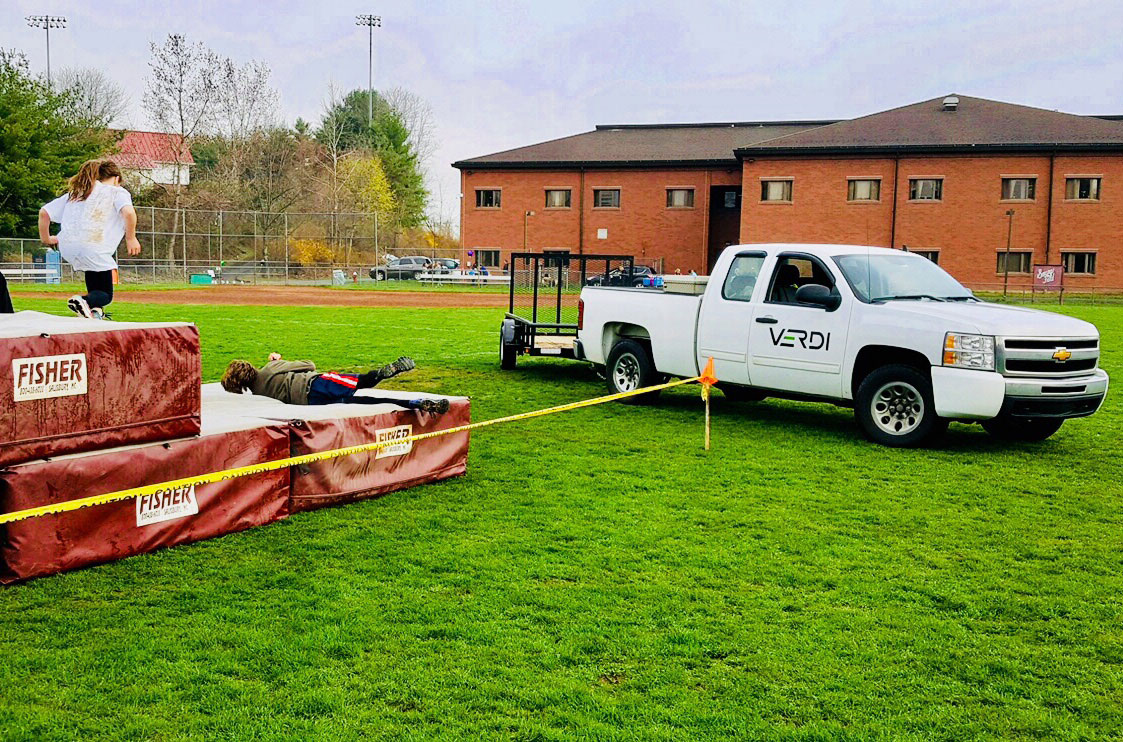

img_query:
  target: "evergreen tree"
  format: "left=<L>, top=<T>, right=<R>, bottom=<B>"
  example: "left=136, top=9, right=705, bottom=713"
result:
left=315, top=89, right=428, bottom=227
left=0, top=53, right=113, bottom=236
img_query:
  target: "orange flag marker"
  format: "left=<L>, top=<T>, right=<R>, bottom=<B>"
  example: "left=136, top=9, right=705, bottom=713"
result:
left=700, top=357, right=717, bottom=450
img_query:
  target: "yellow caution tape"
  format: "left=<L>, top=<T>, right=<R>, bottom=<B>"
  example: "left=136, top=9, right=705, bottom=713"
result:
left=0, top=374, right=708, bottom=525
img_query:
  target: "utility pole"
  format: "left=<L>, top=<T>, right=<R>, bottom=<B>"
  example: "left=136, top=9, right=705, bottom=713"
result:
left=25, top=15, right=67, bottom=89
left=355, top=14, right=381, bottom=126
left=1003, top=208, right=1015, bottom=298
left=523, top=210, right=535, bottom=251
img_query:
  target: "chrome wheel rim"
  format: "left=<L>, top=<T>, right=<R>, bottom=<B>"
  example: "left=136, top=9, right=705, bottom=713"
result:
left=613, top=353, right=641, bottom=392
left=871, top=381, right=924, bottom=436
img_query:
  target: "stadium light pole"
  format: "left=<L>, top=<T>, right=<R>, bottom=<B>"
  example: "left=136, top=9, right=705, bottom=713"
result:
left=25, top=14, right=67, bottom=89
left=355, top=14, right=381, bottom=126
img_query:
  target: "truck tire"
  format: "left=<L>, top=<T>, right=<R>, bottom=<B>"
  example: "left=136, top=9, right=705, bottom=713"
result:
left=855, top=364, right=948, bottom=447
left=606, top=339, right=661, bottom=404
left=500, top=333, right=517, bottom=370
left=719, top=383, right=766, bottom=403
left=982, top=416, right=1063, bottom=442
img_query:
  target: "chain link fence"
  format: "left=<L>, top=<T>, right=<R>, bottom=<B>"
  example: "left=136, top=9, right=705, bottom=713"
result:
left=1, top=207, right=460, bottom=285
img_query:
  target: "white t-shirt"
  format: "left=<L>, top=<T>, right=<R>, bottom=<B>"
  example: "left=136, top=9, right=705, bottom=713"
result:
left=42, top=181, right=133, bottom=272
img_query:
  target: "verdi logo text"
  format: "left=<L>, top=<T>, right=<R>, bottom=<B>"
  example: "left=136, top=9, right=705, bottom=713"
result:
left=769, top=328, right=831, bottom=351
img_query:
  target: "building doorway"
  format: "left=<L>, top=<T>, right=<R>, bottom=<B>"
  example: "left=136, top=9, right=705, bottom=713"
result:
left=708, top=186, right=741, bottom=271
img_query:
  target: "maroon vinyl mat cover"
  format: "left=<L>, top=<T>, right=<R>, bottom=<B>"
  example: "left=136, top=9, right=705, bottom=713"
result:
left=0, top=312, right=201, bottom=467
left=0, top=423, right=289, bottom=583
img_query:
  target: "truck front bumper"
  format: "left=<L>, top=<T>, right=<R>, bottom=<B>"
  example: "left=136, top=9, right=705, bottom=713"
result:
left=1000, top=369, right=1108, bottom=419
left=931, top=367, right=1108, bottom=420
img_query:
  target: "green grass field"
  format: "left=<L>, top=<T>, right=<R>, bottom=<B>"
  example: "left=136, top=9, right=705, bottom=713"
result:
left=1, top=298, right=1120, bottom=740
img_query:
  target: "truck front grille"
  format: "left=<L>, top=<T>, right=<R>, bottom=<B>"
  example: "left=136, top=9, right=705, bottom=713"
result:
left=998, top=337, right=1099, bottom=378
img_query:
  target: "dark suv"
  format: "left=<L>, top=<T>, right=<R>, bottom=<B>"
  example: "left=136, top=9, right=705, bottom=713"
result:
left=370, top=256, right=434, bottom=281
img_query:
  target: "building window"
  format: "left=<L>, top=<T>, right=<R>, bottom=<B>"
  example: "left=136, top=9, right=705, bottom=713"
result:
left=909, top=178, right=943, bottom=201
left=996, top=252, right=1032, bottom=274
left=475, top=189, right=501, bottom=208
left=666, top=188, right=695, bottom=208
left=847, top=179, right=881, bottom=202
left=545, top=189, right=571, bottom=208
left=1066, top=177, right=1101, bottom=200
left=760, top=179, right=792, bottom=202
left=910, top=250, right=940, bottom=264
left=722, top=190, right=739, bottom=209
left=1002, top=177, right=1036, bottom=200
left=475, top=249, right=500, bottom=268
left=593, top=189, right=620, bottom=208
left=1062, top=252, right=1096, bottom=275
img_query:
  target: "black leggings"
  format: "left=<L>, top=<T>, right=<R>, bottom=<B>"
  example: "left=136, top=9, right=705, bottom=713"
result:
left=0, top=272, right=12, bottom=314
left=83, top=270, right=114, bottom=309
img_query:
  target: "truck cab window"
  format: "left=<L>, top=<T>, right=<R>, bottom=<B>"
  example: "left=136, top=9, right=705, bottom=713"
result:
left=722, top=254, right=766, bottom=301
left=767, top=256, right=835, bottom=304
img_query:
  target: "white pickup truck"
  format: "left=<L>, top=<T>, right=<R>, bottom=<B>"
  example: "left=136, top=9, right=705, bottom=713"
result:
left=575, top=244, right=1108, bottom=446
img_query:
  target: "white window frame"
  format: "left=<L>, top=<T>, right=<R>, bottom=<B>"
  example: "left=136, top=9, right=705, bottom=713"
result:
left=1064, top=176, right=1102, bottom=202
left=996, top=251, right=1033, bottom=274
left=544, top=188, right=572, bottom=209
left=1000, top=176, right=1037, bottom=202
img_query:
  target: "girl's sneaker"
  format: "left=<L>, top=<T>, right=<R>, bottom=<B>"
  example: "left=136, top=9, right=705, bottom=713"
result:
left=90, top=308, right=107, bottom=320
left=67, top=295, right=92, bottom=318
left=379, top=356, right=416, bottom=379
left=412, top=398, right=449, bottom=414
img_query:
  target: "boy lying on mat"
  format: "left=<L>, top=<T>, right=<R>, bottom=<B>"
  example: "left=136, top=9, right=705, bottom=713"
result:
left=220, top=353, right=449, bottom=414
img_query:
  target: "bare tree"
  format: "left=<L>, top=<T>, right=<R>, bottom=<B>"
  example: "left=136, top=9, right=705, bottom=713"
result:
left=216, top=58, right=278, bottom=141
left=384, top=86, right=436, bottom=164
left=56, top=67, right=128, bottom=127
left=0, top=48, right=30, bottom=73
left=143, top=34, right=222, bottom=262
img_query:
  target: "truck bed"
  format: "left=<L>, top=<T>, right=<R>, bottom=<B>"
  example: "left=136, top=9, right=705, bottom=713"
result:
left=579, top=286, right=703, bottom=377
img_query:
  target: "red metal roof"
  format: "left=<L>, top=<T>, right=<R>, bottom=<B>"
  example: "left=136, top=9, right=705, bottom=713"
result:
left=113, top=131, right=195, bottom=166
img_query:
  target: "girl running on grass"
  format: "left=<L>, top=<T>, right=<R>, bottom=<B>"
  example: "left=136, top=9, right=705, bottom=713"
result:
left=38, top=159, right=141, bottom=319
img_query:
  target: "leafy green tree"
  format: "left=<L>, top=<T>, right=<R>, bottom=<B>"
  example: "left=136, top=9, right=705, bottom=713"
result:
left=315, top=88, right=429, bottom=227
left=343, top=153, right=395, bottom=217
left=0, top=52, right=113, bottom=237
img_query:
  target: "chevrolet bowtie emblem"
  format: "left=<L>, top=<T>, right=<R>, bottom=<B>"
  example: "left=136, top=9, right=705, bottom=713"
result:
left=1052, top=348, right=1072, bottom=362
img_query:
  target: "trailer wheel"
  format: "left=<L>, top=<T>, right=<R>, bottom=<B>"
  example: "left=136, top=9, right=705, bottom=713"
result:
left=854, top=364, right=947, bottom=447
left=606, top=339, right=660, bottom=404
left=500, top=333, right=517, bottom=370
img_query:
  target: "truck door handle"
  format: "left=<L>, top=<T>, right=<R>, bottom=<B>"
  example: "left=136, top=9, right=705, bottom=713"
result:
left=755, top=316, right=778, bottom=324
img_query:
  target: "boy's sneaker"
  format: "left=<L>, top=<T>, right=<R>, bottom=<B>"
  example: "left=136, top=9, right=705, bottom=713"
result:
left=413, top=398, right=449, bottom=414
left=67, top=295, right=92, bottom=319
left=379, top=356, right=416, bottom=379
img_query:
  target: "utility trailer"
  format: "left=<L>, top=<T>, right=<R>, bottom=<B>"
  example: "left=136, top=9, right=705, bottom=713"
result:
left=499, top=251, right=635, bottom=369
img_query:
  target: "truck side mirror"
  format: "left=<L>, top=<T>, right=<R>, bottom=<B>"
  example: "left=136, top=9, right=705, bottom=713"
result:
left=795, top=284, right=841, bottom=311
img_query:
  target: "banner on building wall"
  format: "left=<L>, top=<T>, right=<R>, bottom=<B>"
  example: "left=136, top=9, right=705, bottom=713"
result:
left=1033, top=264, right=1064, bottom=290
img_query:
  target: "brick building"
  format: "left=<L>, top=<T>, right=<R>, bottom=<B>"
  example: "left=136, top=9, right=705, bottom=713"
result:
left=454, top=95, right=1123, bottom=287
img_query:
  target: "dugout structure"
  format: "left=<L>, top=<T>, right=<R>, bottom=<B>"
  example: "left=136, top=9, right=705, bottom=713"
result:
left=501, top=252, right=634, bottom=368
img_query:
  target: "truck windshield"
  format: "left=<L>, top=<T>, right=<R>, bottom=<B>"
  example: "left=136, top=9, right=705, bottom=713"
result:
left=834, top=254, right=975, bottom=303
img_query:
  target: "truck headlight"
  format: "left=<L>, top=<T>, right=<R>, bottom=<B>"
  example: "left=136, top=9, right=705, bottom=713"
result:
left=943, top=332, right=995, bottom=371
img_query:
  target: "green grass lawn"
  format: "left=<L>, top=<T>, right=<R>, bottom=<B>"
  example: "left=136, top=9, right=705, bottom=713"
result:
left=1, top=299, right=1121, bottom=740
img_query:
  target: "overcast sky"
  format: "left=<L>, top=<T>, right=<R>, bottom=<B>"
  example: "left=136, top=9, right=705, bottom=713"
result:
left=4, top=0, right=1122, bottom=228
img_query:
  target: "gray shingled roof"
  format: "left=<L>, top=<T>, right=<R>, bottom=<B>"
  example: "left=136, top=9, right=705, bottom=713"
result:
left=452, top=121, right=834, bottom=169
left=738, top=94, right=1123, bottom=154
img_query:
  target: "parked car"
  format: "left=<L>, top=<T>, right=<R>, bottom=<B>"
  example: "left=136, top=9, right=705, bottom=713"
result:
left=369, top=256, right=434, bottom=280
left=575, top=243, right=1108, bottom=447
left=586, top=265, right=657, bottom=287
left=431, top=258, right=460, bottom=273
